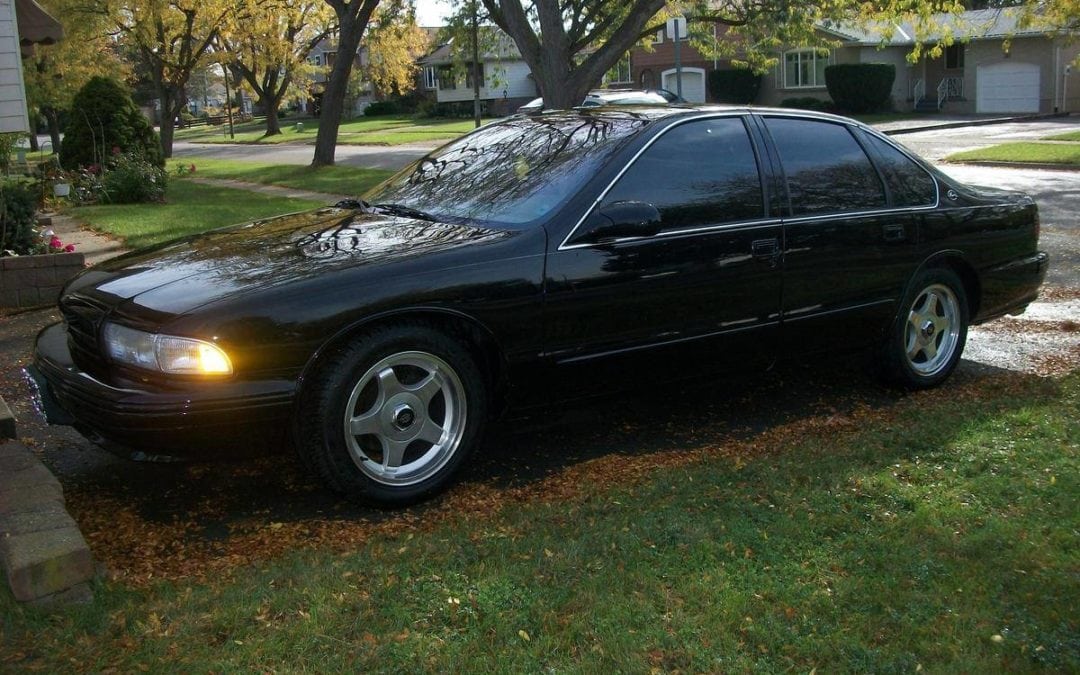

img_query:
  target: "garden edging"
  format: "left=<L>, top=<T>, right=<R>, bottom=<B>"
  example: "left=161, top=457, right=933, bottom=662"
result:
left=0, top=252, right=86, bottom=310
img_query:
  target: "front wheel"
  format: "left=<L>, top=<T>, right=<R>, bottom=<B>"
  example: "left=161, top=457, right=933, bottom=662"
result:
left=296, top=325, right=487, bottom=506
left=879, top=268, right=969, bottom=389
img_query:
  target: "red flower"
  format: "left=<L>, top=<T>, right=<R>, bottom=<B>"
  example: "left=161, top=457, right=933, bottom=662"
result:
left=88, top=163, right=101, bottom=175
left=112, top=146, right=121, bottom=155
left=64, top=244, right=76, bottom=253
left=189, top=164, right=196, bottom=173
left=49, top=236, right=62, bottom=249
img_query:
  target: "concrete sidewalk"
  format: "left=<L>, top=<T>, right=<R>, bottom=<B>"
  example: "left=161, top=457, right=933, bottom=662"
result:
left=187, top=177, right=350, bottom=203
left=45, top=212, right=127, bottom=267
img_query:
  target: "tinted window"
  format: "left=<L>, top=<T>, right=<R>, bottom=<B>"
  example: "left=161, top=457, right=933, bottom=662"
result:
left=860, top=132, right=937, bottom=207
left=764, top=118, right=886, bottom=216
left=598, top=117, right=764, bottom=232
left=365, top=114, right=650, bottom=227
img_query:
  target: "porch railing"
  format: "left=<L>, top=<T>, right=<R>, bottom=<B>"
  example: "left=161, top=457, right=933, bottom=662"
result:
left=913, top=78, right=925, bottom=108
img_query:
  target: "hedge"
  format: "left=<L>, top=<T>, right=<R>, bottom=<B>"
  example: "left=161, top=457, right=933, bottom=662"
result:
left=60, top=77, right=163, bottom=170
left=707, top=69, right=763, bottom=104
left=824, top=63, right=896, bottom=113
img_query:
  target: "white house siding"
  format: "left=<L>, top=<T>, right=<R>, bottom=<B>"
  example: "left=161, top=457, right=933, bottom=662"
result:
left=0, top=0, right=29, bottom=133
left=436, top=60, right=536, bottom=103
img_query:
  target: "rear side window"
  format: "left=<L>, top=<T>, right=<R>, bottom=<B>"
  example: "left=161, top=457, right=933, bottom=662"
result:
left=599, top=117, right=764, bottom=233
left=764, top=117, right=886, bottom=216
left=859, top=132, right=937, bottom=207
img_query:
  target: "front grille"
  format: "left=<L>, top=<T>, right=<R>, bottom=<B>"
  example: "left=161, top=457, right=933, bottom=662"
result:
left=59, top=295, right=109, bottom=373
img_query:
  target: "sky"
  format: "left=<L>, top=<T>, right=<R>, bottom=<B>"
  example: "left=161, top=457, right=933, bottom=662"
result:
left=415, top=0, right=452, bottom=27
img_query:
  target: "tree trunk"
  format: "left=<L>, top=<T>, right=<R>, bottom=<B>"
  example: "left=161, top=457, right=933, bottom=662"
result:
left=44, top=107, right=62, bottom=155
left=158, top=88, right=187, bottom=159
left=28, top=130, right=38, bottom=152
left=312, top=22, right=364, bottom=166
left=265, top=103, right=282, bottom=136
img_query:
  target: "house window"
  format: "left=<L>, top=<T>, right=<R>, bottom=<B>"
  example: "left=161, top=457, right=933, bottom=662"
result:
left=945, top=43, right=964, bottom=70
left=653, top=29, right=663, bottom=44
left=606, top=53, right=632, bottom=84
left=424, top=66, right=437, bottom=90
left=783, top=49, right=829, bottom=88
left=438, top=65, right=457, bottom=90
left=313, top=55, right=321, bottom=66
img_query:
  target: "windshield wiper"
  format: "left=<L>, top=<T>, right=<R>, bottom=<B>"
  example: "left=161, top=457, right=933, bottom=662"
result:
left=369, top=202, right=439, bottom=222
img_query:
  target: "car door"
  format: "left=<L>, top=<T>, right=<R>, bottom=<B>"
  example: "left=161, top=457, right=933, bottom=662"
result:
left=541, top=115, right=783, bottom=394
left=760, top=115, right=921, bottom=355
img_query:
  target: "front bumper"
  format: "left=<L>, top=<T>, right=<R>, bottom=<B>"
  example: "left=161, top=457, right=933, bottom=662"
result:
left=32, top=322, right=296, bottom=457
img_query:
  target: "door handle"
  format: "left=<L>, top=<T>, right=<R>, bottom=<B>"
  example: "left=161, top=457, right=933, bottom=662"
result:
left=751, top=238, right=780, bottom=266
left=883, top=223, right=907, bottom=242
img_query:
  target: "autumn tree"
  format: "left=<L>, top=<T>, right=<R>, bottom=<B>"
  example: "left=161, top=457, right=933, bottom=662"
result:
left=361, top=8, right=429, bottom=97
left=94, top=0, right=232, bottom=158
left=219, top=0, right=335, bottom=137
left=22, top=0, right=126, bottom=154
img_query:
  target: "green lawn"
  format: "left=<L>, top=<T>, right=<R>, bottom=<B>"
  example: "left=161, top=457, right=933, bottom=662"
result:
left=177, top=159, right=393, bottom=197
left=1044, top=130, right=1080, bottom=142
left=3, top=370, right=1077, bottom=671
left=72, top=180, right=324, bottom=249
left=946, top=142, right=1080, bottom=165
left=174, top=115, right=482, bottom=146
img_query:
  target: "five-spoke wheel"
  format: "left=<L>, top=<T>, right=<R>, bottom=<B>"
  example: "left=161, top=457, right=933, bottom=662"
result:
left=881, top=267, right=969, bottom=389
left=296, top=324, right=486, bottom=505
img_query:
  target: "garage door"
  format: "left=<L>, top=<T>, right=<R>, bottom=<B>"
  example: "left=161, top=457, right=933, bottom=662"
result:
left=976, top=62, right=1040, bottom=113
left=662, top=68, right=706, bottom=103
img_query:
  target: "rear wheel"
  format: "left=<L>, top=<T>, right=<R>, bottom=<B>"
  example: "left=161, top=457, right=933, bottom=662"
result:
left=879, top=268, right=969, bottom=389
left=297, top=325, right=486, bottom=506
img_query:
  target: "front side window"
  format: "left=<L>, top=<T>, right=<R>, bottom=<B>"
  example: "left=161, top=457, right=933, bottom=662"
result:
left=764, top=117, right=885, bottom=216
left=858, top=131, right=937, bottom=207
left=365, top=114, right=650, bottom=227
left=783, top=50, right=829, bottom=88
left=596, top=117, right=764, bottom=233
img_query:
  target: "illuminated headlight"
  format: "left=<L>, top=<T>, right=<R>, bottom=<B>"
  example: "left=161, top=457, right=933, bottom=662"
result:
left=102, top=323, right=233, bottom=375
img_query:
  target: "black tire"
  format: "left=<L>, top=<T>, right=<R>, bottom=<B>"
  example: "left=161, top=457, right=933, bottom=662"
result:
left=295, top=324, right=487, bottom=506
left=879, top=267, right=969, bottom=390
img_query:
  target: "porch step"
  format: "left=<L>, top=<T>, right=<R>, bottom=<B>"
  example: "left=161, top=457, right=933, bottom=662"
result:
left=914, top=100, right=941, bottom=113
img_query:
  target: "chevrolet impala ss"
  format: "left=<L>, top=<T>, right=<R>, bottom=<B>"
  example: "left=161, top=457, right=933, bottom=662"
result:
left=30, top=106, right=1048, bottom=505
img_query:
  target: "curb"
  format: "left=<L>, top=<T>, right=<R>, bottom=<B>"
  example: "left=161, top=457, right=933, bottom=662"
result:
left=0, top=402, right=96, bottom=609
left=884, top=111, right=1074, bottom=136
left=939, top=160, right=1079, bottom=172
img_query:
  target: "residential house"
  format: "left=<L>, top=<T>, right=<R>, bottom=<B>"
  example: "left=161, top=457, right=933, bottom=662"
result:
left=631, top=23, right=735, bottom=103
left=417, top=28, right=537, bottom=116
left=1, top=0, right=62, bottom=133
left=631, top=9, right=1078, bottom=114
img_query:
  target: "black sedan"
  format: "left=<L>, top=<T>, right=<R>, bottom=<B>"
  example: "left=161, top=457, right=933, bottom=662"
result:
left=31, top=106, right=1048, bottom=505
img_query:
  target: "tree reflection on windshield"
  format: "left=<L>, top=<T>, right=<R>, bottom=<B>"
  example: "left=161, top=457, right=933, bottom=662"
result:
left=365, top=111, right=653, bottom=227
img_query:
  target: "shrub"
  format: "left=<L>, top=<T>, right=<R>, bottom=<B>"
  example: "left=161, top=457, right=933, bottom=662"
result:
left=825, top=63, right=896, bottom=114
left=61, top=77, right=163, bottom=170
left=707, top=69, right=762, bottom=104
left=780, top=96, right=832, bottom=111
left=101, top=153, right=167, bottom=204
left=0, top=180, right=40, bottom=255
left=363, top=100, right=401, bottom=116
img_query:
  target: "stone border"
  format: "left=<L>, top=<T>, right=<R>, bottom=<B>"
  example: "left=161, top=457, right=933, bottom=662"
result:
left=0, top=400, right=95, bottom=607
left=0, top=252, right=86, bottom=310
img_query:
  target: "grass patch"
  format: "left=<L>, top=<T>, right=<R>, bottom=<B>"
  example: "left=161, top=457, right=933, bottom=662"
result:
left=946, top=142, right=1080, bottom=165
left=174, top=115, right=482, bottom=146
left=178, top=159, right=393, bottom=196
left=72, top=180, right=323, bottom=249
left=2, top=370, right=1077, bottom=671
left=1044, top=130, right=1080, bottom=142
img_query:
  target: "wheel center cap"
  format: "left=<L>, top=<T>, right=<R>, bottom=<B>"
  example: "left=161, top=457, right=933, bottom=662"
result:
left=922, top=321, right=935, bottom=338
left=393, top=405, right=416, bottom=430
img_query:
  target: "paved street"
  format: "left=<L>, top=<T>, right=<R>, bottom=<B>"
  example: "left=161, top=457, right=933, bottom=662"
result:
left=890, top=116, right=1080, bottom=160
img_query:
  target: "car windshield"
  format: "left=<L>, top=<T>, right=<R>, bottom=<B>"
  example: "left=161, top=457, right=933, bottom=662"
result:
left=363, top=113, right=649, bottom=227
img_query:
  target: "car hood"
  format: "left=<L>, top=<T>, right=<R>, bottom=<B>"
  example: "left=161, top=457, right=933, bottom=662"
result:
left=64, top=207, right=509, bottom=316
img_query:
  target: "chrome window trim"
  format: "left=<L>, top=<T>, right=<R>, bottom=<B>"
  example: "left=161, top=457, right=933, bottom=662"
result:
left=558, top=111, right=763, bottom=251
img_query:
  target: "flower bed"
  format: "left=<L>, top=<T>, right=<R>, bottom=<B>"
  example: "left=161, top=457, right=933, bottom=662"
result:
left=0, top=251, right=85, bottom=309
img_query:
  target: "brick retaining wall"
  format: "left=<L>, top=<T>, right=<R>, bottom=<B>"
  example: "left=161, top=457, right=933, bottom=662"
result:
left=0, top=253, right=86, bottom=309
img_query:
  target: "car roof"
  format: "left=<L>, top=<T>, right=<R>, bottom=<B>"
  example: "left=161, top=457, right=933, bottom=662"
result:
left=522, top=104, right=870, bottom=130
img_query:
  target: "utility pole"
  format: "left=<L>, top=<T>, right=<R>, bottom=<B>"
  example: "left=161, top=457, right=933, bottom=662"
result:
left=471, top=0, right=481, bottom=128
left=672, top=16, right=684, bottom=100
left=223, top=64, right=235, bottom=139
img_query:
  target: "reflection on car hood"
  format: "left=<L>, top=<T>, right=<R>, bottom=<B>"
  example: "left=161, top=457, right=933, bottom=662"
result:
left=65, top=207, right=508, bottom=316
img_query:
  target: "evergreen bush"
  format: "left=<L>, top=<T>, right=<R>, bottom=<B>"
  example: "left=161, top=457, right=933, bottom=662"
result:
left=824, top=63, right=896, bottom=113
left=61, top=77, right=163, bottom=170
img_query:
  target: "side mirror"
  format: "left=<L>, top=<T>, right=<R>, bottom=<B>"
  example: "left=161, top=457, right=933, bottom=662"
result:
left=583, top=201, right=662, bottom=243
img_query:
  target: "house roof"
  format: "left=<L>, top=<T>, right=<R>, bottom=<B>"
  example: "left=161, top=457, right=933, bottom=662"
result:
left=418, top=27, right=522, bottom=65
left=824, top=8, right=1067, bottom=46
left=16, top=0, right=63, bottom=51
